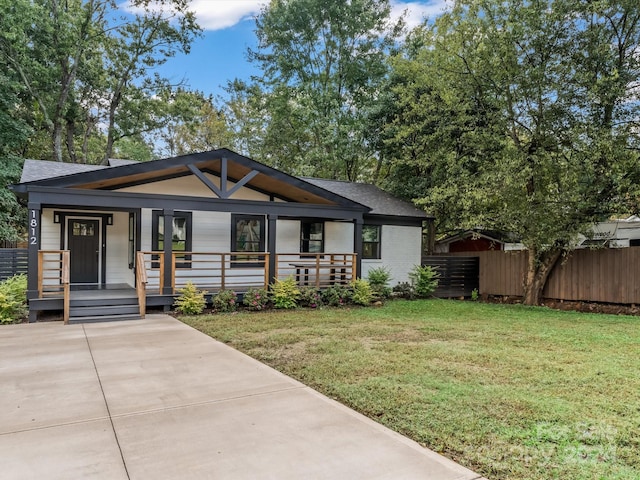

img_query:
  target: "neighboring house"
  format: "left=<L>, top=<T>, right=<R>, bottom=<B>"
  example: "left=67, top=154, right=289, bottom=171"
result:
left=434, top=230, right=523, bottom=253
left=578, top=216, right=640, bottom=248
left=11, top=149, right=431, bottom=323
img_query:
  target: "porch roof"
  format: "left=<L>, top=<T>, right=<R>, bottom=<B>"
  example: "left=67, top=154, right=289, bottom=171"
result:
left=15, top=149, right=369, bottom=209
left=13, top=149, right=428, bottom=219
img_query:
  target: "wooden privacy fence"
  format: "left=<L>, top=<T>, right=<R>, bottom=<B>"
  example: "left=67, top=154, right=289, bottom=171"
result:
left=423, top=256, right=479, bottom=297
left=0, top=248, right=28, bottom=281
left=462, top=247, right=640, bottom=304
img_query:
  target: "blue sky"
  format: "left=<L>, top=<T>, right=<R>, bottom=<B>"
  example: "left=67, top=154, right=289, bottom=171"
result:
left=124, top=0, right=451, bottom=99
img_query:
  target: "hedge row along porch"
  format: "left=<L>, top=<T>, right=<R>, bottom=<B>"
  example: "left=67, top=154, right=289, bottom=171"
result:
left=11, top=149, right=431, bottom=323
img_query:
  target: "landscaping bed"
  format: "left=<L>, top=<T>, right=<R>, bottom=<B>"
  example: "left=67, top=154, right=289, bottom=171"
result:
left=181, top=299, right=640, bottom=480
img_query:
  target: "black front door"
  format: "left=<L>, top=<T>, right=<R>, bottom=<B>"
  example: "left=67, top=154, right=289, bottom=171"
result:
left=68, top=219, right=100, bottom=284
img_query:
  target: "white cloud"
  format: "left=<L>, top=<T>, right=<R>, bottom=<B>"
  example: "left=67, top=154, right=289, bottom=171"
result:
left=121, top=0, right=449, bottom=32
left=120, top=0, right=266, bottom=30
left=390, top=1, right=451, bottom=30
left=186, top=0, right=266, bottom=30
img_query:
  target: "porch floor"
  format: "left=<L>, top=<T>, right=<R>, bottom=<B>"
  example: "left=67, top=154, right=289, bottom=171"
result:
left=69, top=284, right=136, bottom=300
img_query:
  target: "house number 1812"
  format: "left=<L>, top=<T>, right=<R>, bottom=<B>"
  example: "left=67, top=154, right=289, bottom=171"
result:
left=29, top=210, right=38, bottom=245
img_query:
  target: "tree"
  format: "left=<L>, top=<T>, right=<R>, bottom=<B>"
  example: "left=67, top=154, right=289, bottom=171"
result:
left=381, top=0, right=640, bottom=305
left=0, top=0, right=201, bottom=164
left=0, top=0, right=110, bottom=163
left=0, top=72, right=30, bottom=243
left=100, top=1, right=201, bottom=164
left=170, top=92, right=236, bottom=156
left=244, top=0, right=403, bottom=180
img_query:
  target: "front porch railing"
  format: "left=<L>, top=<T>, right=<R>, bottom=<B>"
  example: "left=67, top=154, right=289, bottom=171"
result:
left=275, top=253, right=356, bottom=289
left=38, top=250, right=70, bottom=324
left=135, top=251, right=147, bottom=318
left=136, top=251, right=356, bottom=294
left=137, top=251, right=165, bottom=294
left=172, top=252, right=270, bottom=293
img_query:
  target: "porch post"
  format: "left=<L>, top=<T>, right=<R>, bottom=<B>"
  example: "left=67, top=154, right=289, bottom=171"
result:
left=268, top=214, right=277, bottom=284
left=162, top=209, right=174, bottom=297
left=27, top=203, right=41, bottom=322
left=353, top=216, right=363, bottom=279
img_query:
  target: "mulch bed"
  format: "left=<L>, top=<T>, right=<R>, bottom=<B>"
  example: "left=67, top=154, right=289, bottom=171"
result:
left=483, top=294, right=640, bottom=316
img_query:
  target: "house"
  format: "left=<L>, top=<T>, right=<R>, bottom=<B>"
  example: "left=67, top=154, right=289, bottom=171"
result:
left=578, top=216, right=640, bottom=248
left=434, top=230, right=523, bottom=253
left=11, top=149, right=431, bottom=323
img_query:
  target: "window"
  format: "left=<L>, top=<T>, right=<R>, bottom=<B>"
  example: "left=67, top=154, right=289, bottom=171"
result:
left=232, top=215, right=265, bottom=265
left=301, top=221, right=324, bottom=253
left=152, top=211, right=192, bottom=267
left=362, top=225, right=381, bottom=259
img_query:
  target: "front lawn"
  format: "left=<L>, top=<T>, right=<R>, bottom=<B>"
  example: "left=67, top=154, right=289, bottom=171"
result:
left=181, top=299, right=640, bottom=480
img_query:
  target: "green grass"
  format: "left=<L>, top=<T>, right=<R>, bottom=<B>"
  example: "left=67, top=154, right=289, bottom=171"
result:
left=181, top=299, right=640, bottom=480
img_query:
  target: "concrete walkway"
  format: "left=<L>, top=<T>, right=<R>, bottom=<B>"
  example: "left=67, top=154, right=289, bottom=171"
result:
left=0, top=315, right=484, bottom=480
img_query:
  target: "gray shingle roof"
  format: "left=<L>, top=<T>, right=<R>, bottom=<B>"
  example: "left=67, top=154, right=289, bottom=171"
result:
left=302, top=178, right=429, bottom=219
left=20, top=159, right=106, bottom=183
left=108, top=158, right=139, bottom=167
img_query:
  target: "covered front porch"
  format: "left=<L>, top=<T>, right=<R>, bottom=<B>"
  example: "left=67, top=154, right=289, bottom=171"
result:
left=32, top=250, right=357, bottom=323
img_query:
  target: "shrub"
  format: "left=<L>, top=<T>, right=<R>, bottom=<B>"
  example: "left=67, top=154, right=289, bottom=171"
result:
left=471, top=288, right=479, bottom=301
left=299, top=286, right=323, bottom=308
left=392, top=281, right=416, bottom=300
left=243, top=287, right=269, bottom=311
left=366, top=267, right=392, bottom=299
left=350, top=279, right=373, bottom=306
left=0, top=274, right=28, bottom=324
left=408, top=265, right=440, bottom=298
left=322, top=284, right=352, bottom=307
left=270, top=276, right=300, bottom=309
left=212, top=289, right=238, bottom=313
left=174, top=282, right=207, bottom=315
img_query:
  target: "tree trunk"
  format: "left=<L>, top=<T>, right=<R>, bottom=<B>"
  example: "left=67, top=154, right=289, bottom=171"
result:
left=52, top=119, right=64, bottom=162
left=522, top=246, right=562, bottom=305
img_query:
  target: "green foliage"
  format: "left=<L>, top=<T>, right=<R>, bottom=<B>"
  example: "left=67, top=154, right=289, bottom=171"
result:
left=242, top=287, right=269, bottom=311
left=0, top=157, right=26, bottom=243
left=392, top=282, right=416, bottom=300
left=0, top=274, right=27, bottom=324
left=0, top=0, right=201, bottom=163
left=243, top=0, right=403, bottom=179
left=322, top=284, right=352, bottom=307
left=380, top=1, right=640, bottom=304
left=350, top=279, right=373, bottom=306
left=366, top=267, right=393, bottom=299
left=298, top=286, right=322, bottom=309
left=173, top=282, right=207, bottom=315
left=212, top=289, right=238, bottom=313
left=270, top=277, right=300, bottom=309
left=471, top=288, right=479, bottom=302
left=408, top=265, right=439, bottom=298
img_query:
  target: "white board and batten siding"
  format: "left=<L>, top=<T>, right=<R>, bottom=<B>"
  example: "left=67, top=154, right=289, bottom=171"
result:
left=39, top=208, right=133, bottom=286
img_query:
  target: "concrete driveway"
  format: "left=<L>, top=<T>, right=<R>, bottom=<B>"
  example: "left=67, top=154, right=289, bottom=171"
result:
left=1, top=315, right=484, bottom=480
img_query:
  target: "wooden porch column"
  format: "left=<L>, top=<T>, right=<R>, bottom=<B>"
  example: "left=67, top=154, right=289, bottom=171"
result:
left=353, top=217, right=363, bottom=280
left=27, top=203, right=41, bottom=323
left=268, top=214, right=277, bottom=284
left=162, top=209, right=174, bottom=297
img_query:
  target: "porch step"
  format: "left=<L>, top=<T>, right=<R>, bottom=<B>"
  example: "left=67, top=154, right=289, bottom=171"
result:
left=68, top=314, right=142, bottom=324
left=68, top=298, right=141, bottom=323
left=69, top=296, right=138, bottom=308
